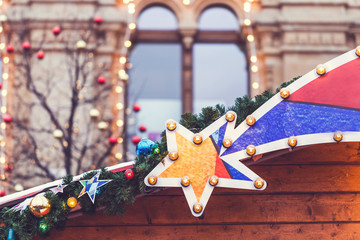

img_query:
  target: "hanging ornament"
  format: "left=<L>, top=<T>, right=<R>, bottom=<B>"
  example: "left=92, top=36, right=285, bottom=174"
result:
left=52, top=26, right=61, bottom=36
left=36, top=50, right=45, bottom=59
left=108, top=136, right=117, bottom=145
left=89, top=108, right=100, bottom=118
left=0, top=14, right=7, bottom=23
left=0, top=190, right=5, bottom=197
left=76, top=40, right=87, bottom=49
left=66, top=197, right=77, bottom=208
left=124, top=169, right=134, bottom=180
left=4, top=163, right=13, bottom=173
left=78, top=172, right=112, bottom=203
left=50, top=184, right=67, bottom=194
left=151, top=144, right=160, bottom=154
left=22, top=42, right=31, bottom=50
left=38, top=219, right=50, bottom=233
left=0, top=83, right=2, bottom=89
left=132, top=104, right=141, bottom=112
left=53, top=129, right=63, bottom=139
left=93, top=16, right=103, bottom=24
left=3, top=114, right=12, bottom=123
left=6, top=45, right=14, bottom=53
left=136, top=138, right=155, bottom=155
left=138, top=125, right=146, bottom=132
left=7, top=228, right=14, bottom=240
left=97, top=76, right=106, bottom=84
left=132, top=136, right=141, bottom=145
left=97, top=121, right=108, bottom=130
left=29, top=195, right=51, bottom=217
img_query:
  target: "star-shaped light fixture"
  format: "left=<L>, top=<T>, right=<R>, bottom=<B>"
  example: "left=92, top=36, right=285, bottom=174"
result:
left=78, top=172, right=111, bottom=203
left=145, top=111, right=267, bottom=217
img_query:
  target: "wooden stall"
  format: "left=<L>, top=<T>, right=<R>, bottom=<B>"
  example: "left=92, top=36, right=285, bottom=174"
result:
left=34, top=142, right=360, bottom=240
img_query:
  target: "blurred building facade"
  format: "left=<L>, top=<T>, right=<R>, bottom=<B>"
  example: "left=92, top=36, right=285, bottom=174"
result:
left=1, top=0, right=360, bottom=191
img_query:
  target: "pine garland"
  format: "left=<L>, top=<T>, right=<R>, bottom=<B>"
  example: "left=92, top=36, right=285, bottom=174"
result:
left=0, top=77, right=299, bottom=239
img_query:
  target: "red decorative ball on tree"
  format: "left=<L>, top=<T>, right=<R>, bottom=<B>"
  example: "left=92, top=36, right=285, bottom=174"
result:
left=37, top=50, right=45, bottom=59
left=93, top=16, right=103, bottom=24
left=22, top=42, right=31, bottom=50
left=133, top=104, right=141, bottom=112
left=124, top=169, right=134, bottom=180
left=0, top=190, right=5, bottom=197
left=131, top=136, right=141, bottom=145
left=4, top=163, right=13, bottom=173
left=0, top=83, right=2, bottom=89
left=97, top=76, right=106, bottom=84
left=6, top=45, right=14, bottom=53
left=139, top=125, right=146, bottom=132
left=108, top=136, right=117, bottom=144
left=3, top=114, right=12, bottom=123
left=52, top=26, right=61, bottom=36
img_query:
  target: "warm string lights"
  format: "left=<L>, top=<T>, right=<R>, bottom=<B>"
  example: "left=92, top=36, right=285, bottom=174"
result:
left=0, top=12, right=10, bottom=195
left=113, top=0, right=136, bottom=161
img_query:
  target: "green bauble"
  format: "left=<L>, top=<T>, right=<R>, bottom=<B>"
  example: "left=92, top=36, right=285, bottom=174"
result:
left=39, top=220, right=50, bottom=233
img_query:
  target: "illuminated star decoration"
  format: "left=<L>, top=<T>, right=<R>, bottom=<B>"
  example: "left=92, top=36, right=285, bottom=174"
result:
left=78, top=172, right=112, bottom=203
left=50, top=184, right=67, bottom=195
left=144, top=114, right=267, bottom=217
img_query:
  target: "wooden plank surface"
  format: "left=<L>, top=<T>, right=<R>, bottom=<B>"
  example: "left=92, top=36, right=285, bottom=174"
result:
left=33, top=223, right=360, bottom=240
left=63, top=192, right=360, bottom=226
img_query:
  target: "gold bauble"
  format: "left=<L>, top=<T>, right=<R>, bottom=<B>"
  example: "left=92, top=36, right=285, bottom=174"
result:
left=29, top=195, right=51, bottom=217
left=222, top=139, right=232, bottom=148
left=193, top=203, right=203, bottom=214
left=89, top=108, right=100, bottom=118
left=333, top=131, right=343, bottom=142
left=76, top=40, right=87, bottom=49
left=225, top=111, right=236, bottom=122
left=97, top=121, right=108, bottom=130
left=316, top=64, right=326, bottom=76
left=167, top=121, right=177, bottom=131
left=246, top=145, right=256, bottom=156
left=148, top=176, right=157, bottom=185
left=280, top=88, right=290, bottom=99
left=181, top=176, right=190, bottom=187
left=254, top=178, right=265, bottom=189
left=356, top=46, right=360, bottom=57
left=288, top=136, right=297, bottom=148
left=168, top=152, right=179, bottom=161
left=193, top=134, right=203, bottom=145
left=209, top=176, right=219, bottom=186
left=246, top=115, right=256, bottom=126
left=53, top=129, right=63, bottom=139
left=67, top=197, right=78, bottom=208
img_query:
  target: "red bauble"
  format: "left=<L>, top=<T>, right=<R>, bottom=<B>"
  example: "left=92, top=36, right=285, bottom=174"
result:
left=3, top=114, right=12, bottom=123
left=108, top=136, right=117, bottom=144
left=22, top=42, right=31, bottom=50
left=124, top=169, right=134, bottom=180
left=0, top=190, right=5, bottom=197
left=52, top=26, right=61, bottom=36
left=139, top=125, right=147, bottom=132
left=0, top=83, right=2, bottom=89
left=6, top=45, right=14, bottom=53
left=4, top=163, right=13, bottom=173
left=37, top=50, right=45, bottom=59
left=133, top=104, right=141, bottom=112
left=93, top=16, right=103, bottom=24
left=97, top=76, right=106, bottom=84
left=131, top=136, right=141, bottom=145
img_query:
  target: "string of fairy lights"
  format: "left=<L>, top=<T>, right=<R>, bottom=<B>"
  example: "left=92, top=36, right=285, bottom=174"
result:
left=0, top=0, right=11, bottom=196
left=182, top=0, right=260, bottom=92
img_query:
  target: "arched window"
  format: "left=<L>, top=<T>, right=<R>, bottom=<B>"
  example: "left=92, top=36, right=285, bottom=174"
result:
left=127, top=6, right=181, bottom=155
left=194, top=7, right=248, bottom=112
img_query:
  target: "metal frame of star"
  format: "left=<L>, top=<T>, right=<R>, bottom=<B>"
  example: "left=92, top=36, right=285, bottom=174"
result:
left=144, top=114, right=267, bottom=217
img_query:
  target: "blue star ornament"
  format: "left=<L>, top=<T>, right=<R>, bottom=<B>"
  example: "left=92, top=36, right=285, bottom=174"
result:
left=78, top=172, right=111, bottom=203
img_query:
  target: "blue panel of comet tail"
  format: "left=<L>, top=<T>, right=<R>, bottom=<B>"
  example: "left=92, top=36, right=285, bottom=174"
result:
left=223, top=161, right=252, bottom=181
left=223, top=101, right=360, bottom=155
left=211, top=122, right=227, bottom=150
